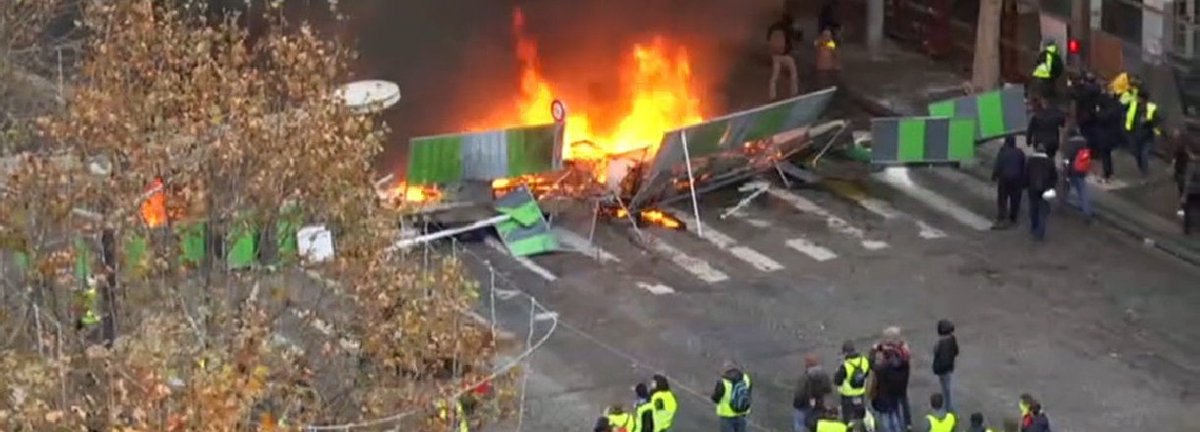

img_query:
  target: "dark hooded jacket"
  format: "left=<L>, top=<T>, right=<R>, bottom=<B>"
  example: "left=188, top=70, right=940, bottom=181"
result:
left=1025, top=152, right=1058, bottom=194
left=711, top=368, right=746, bottom=404
left=1021, top=412, right=1051, bottom=432
left=932, top=320, right=959, bottom=375
left=993, top=137, right=1027, bottom=183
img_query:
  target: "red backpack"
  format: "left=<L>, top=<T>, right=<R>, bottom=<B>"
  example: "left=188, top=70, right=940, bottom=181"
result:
left=1073, top=147, right=1092, bottom=174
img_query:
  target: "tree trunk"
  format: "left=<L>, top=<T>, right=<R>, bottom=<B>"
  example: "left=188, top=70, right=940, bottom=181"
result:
left=972, top=0, right=1004, bottom=91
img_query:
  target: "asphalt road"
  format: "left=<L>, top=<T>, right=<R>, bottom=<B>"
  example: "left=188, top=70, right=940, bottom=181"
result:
left=460, top=119, right=1200, bottom=431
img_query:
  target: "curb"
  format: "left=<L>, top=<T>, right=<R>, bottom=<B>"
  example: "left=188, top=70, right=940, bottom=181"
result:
left=841, top=87, right=1200, bottom=267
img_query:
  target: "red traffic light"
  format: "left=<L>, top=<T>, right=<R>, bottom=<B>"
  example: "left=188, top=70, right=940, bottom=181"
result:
left=1067, top=39, right=1080, bottom=54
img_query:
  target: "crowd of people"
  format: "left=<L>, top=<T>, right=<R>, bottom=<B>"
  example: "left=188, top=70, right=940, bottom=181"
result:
left=991, top=39, right=1200, bottom=239
left=589, top=321, right=1055, bottom=432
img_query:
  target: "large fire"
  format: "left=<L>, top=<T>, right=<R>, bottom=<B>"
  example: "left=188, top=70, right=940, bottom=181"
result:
left=494, top=7, right=705, bottom=168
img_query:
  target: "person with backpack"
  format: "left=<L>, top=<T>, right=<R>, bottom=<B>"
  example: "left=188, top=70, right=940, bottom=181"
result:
left=596, top=404, right=636, bottom=432
left=711, top=365, right=752, bottom=432
left=1061, top=130, right=1094, bottom=221
left=833, top=341, right=870, bottom=425
left=794, top=354, right=833, bottom=432
left=932, top=319, right=959, bottom=414
left=633, top=383, right=656, bottom=432
left=1020, top=401, right=1051, bottom=432
left=1030, top=40, right=1064, bottom=101
left=1024, top=143, right=1059, bottom=241
left=651, top=374, right=678, bottom=432
left=923, top=393, right=956, bottom=432
left=871, top=326, right=911, bottom=430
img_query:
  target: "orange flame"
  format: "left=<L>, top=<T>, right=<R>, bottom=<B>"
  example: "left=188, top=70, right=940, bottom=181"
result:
left=486, top=7, right=705, bottom=171
left=383, top=182, right=443, bottom=205
left=639, top=209, right=682, bottom=230
left=141, top=177, right=167, bottom=228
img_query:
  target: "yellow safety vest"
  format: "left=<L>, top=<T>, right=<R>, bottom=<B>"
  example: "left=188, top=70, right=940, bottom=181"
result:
left=821, top=40, right=837, bottom=50
left=1032, top=46, right=1057, bottom=79
left=838, top=356, right=869, bottom=396
left=635, top=401, right=654, bottom=431
left=607, top=412, right=635, bottom=432
left=1126, top=101, right=1158, bottom=131
left=815, top=418, right=849, bottom=432
left=1019, top=400, right=1030, bottom=418
left=715, top=374, right=751, bottom=417
left=80, top=287, right=100, bottom=326
left=1120, top=89, right=1138, bottom=106
left=650, top=390, right=677, bottom=431
left=927, top=412, right=957, bottom=432
left=437, top=400, right=469, bottom=432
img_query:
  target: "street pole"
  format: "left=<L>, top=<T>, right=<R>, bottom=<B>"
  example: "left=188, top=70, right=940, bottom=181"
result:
left=867, top=0, right=884, bottom=57
left=972, top=0, right=1003, bottom=91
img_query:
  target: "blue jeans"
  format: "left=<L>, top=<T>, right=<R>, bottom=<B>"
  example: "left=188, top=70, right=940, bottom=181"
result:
left=1027, top=192, right=1049, bottom=240
left=720, top=416, right=747, bottom=432
left=1133, top=136, right=1153, bottom=176
left=938, top=373, right=955, bottom=413
left=793, top=408, right=811, bottom=432
left=874, top=408, right=905, bottom=432
left=1065, top=175, right=1093, bottom=217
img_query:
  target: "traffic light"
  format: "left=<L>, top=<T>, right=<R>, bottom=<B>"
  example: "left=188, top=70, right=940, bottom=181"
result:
left=1067, top=38, right=1080, bottom=55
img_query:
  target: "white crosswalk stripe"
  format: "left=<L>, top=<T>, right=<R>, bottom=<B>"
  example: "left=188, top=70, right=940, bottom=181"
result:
left=636, top=281, right=676, bottom=295
left=726, top=210, right=773, bottom=228
left=484, top=237, right=558, bottom=282
left=670, top=209, right=784, bottom=272
left=766, top=188, right=890, bottom=250
left=554, top=227, right=621, bottom=263
left=785, top=237, right=838, bottom=261
left=825, top=181, right=947, bottom=239
left=878, top=167, right=994, bottom=231
left=641, top=232, right=730, bottom=283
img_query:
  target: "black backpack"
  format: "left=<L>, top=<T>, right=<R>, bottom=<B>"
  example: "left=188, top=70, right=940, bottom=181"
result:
left=730, top=379, right=752, bottom=413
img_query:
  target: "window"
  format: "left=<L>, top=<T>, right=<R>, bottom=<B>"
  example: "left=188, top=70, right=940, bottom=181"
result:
left=1040, top=0, right=1072, bottom=19
left=1101, top=0, right=1143, bottom=45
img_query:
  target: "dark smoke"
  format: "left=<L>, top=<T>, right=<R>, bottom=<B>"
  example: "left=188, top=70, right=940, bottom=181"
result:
left=220, top=0, right=784, bottom=175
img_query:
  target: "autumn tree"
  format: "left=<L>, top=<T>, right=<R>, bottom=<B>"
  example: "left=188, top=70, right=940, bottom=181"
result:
left=1, top=0, right=495, bottom=430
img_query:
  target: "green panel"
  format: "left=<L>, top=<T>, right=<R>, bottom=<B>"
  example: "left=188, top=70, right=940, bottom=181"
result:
left=496, top=199, right=542, bottom=226
left=14, top=251, right=29, bottom=272
left=276, top=219, right=300, bottom=262
left=928, top=100, right=956, bottom=118
left=123, top=233, right=148, bottom=276
left=74, top=237, right=91, bottom=283
left=407, top=136, right=464, bottom=184
left=976, top=91, right=1006, bottom=139
left=685, top=120, right=729, bottom=156
left=502, top=231, right=558, bottom=257
left=504, top=126, right=557, bottom=177
left=227, top=222, right=259, bottom=270
left=745, top=104, right=792, bottom=142
left=176, top=223, right=206, bottom=265
left=947, top=118, right=977, bottom=161
left=897, top=119, right=927, bottom=162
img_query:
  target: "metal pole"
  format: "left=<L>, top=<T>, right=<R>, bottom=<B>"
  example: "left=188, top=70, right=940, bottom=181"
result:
left=679, top=131, right=704, bottom=237
left=388, top=214, right=511, bottom=251
left=488, top=261, right=497, bottom=339
left=515, top=295, right=536, bottom=431
left=56, top=47, right=64, bottom=105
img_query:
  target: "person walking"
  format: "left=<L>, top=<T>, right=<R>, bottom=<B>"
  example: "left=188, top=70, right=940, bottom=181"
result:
left=1019, top=402, right=1051, bottom=432
left=923, top=394, right=956, bottom=432
left=650, top=374, right=678, bottom=432
left=1096, top=90, right=1125, bottom=182
left=1029, top=40, right=1064, bottom=101
left=1061, top=130, right=1094, bottom=221
left=932, top=319, right=959, bottom=413
left=1027, top=97, right=1067, bottom=161
left=872, top=327, right=912, bottom=429
left=1024, top=144, right=1058, bottom=241
left=794, top=354, right=833, bottom=432
left=833, top=341, right=870, bottom=425
left=992, top=135, right=1026, bottom=229
left=711, top=365, right=752, bottom=432
left=767, top=13, right=800, bottom=101
left=1125, top=91, right=1160, bottom=177
left=868, top=349, right=905, bottom=432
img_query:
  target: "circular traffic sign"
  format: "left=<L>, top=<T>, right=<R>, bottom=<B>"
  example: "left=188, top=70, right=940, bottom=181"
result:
left=337, top=80, right=401, bottom=114
left=551, top=99, right=566, bottom=122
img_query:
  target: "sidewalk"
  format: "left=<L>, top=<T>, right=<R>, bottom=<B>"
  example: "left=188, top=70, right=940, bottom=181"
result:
left=832, top=39, right=1200, bottom=265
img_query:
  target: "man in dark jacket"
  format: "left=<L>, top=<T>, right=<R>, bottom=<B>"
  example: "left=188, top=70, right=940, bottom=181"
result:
left=1027, top=97, right=1067, bottom=161
left=633, top=383, right=655, bottom=432
left=1096, top=91, right=1126, bottom=182
left=1025, top=144, right=1058, bottom=241
left=1020, top=402, right=1051, bottom=432
left=932, top=319, right=959, bottom=413
left=712, top=366, right=751, bottom=432
left=793, top=354, right=833, bottom=432
left=869, top=349, right=906, bottom=432
left=992, top=136, right=1026, bottom=229
left=1060, top=130, right=1094, bottom=221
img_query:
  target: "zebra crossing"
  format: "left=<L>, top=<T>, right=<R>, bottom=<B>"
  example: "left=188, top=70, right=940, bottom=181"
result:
left=475, top=169, right=998, bottom=293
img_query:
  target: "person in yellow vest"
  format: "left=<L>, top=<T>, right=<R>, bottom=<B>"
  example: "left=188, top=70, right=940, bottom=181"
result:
left=711, top=365, right=752, bottom=432
left=923, top=393, right=955, bottom=432
left=1125, top=91, right=1160, bottom=176
left=436, top=396, right=470, bottom=432
left=77, top=277, right=101, bottom=329
left=814, top=29, right=840, bottom=90
left=594, top=404, right=636, bottom=432
left=833, top=341, right=869, bottom=425
left=650, top=374, right=678, bottom=432
left=815, top=406, right=849, bottom=432
left=1030, top=40, right=1063, bottom=100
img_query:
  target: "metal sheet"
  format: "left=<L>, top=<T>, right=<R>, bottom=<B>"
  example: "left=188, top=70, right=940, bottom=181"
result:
left=628, top=87, right=837, bottom=210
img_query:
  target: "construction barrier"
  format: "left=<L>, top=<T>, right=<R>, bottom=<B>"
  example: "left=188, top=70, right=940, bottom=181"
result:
left=870, top=116, right=977, bottom=165
left=407, top=123, right=564, bottom=184
left=493, top=186, right=556, bottom=257
left=927, top=86, right=1027, bottom=141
